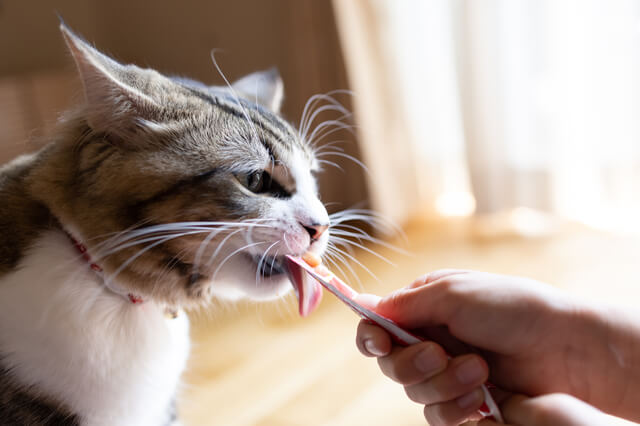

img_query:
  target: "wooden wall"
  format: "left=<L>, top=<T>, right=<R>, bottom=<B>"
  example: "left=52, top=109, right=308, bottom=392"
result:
left=0, top=0, right=368, bottom=211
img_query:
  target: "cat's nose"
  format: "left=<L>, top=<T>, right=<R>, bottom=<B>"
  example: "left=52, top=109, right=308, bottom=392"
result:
left=301, top=223, right=329, bottom=241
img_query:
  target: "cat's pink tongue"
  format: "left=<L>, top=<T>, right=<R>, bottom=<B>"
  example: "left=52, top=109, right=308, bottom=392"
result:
left=285, top=257, right=323, bottom=317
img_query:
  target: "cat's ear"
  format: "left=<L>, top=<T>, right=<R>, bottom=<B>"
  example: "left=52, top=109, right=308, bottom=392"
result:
left=232, top=68, right=284, bottom=113
left=60, top=23, right=161, bottom=133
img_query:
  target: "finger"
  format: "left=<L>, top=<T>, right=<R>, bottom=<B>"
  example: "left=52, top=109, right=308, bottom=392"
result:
left=376, top=341, right=448, bottom=385
left=477, top=420, right=501, bottom=426
left=423, top=387, right=485, bottom=426
left=403, top=354, right=488, bottom=404
left=353, top=293, right=381, bottom=309
left=374, top=279, right=454, bottom=330
left=408, top=270, right=472, bottom=289
left=500, top=393, right=612, bottom=426
left=355, top=320, right=392, bottom=357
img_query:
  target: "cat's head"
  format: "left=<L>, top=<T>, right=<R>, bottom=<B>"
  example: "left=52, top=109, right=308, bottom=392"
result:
left=40, top=24, right=330, bottom=307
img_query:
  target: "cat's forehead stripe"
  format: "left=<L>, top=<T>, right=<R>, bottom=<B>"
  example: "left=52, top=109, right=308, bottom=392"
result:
left=213, top=95, right=296, bottom=146
left=182, top=85, right=309, bottom=158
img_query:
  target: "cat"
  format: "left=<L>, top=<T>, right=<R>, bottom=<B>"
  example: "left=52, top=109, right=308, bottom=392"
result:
left=0, top=23, right=330, bottom=426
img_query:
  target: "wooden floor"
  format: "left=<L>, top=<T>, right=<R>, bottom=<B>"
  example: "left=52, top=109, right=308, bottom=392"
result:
left=178, top=218, right=640, bottom=426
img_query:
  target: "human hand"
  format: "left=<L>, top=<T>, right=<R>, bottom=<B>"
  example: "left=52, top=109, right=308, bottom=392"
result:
left=480, top=393, right=632, bottom=426
left=355, top=270, right=640, bottom=424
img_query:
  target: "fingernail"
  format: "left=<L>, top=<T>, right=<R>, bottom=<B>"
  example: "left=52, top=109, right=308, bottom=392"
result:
left=455, top=358, right=485, bottom=385
left=456, top=388, right=483, bottom=409
left=364, top=339, right=386, bottom=356
left=414, top=345, right=445, bottom=374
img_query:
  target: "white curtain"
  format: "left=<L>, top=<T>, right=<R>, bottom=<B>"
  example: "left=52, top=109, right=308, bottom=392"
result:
left=334, top=0, right=640, bottom=234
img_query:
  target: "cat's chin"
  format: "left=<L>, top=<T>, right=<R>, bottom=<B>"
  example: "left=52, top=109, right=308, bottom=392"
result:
left=247, top=253, right=287, bottom=278
left=207, top=253, right=295, bottom=302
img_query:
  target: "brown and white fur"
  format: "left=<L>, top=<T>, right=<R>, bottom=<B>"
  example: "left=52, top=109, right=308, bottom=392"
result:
left=0, top=24, right=331, bottom=425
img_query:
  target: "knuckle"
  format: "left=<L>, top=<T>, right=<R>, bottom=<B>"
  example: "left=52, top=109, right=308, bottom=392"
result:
left=404, top=384, right=428, bottom=404
left=423, top=404, right=448, bottom=426
left=423, top=405, right=437, bottom=425
left=386, top=358, right=408, bottom=382
left=378, top=353, right=411, bottom=384
left=404, top=386, right=421, bottom=403
left=376, top=355, right=395, bottom=379
left=408, top=274, right=429, bottom=288
left=385, top=290, right=410, bottom=312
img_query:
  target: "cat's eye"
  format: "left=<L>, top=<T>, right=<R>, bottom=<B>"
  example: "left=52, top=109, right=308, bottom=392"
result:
left=238, top=170, right=290, bottom=198
left=247, top=171, right=265, bottom=193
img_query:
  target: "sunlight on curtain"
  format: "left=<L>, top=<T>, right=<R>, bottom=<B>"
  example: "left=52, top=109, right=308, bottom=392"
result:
left=334, top=0, right=640, bottom=234
left=333, top=0, right=473, bottom=224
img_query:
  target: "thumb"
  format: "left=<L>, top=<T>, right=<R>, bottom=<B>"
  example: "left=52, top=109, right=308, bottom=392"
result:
left=369, top=277, right=456, bottom=329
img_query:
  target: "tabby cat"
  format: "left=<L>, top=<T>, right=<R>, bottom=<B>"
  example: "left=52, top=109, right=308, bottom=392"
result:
left=0, top=24, right=330, bottom=425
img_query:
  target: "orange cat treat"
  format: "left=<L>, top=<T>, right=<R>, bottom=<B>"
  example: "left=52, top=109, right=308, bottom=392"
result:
left=302, top=251, right=322, bottom=268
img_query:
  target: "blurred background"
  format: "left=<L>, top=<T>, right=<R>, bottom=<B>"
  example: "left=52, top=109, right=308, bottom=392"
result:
left=1, top=1, right=639, bottom=425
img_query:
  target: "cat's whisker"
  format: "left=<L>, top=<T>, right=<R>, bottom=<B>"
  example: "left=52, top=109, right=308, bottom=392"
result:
left=302, top=104, right=353, bottom=134
left=310, top=131, right=353, bottom=153
left=79, top=218, right=156, bottom=244
left=322, top=250, right=356, bottom=287
left=313, top=150, right=369, bottom=174
left=313, top=140, right=345, bottom=155
left=302, top=105, right=352, bottom=142
left=201, top=218, right=276, bottom=271
left=301, top=110, right=350, bottom=146
left=329, top=222, right=374, bottom=235
left=311, top=126, right=355, bottom=154
left=325, top=243, right=382, bottom=284
left=96, top=230, right=211, bottom=260
left=317, top=159, right=343, bottom=172
left=329, top=227, right=410, bottom=255
left=282, top=233, right=293, bottom=252
left=330, top=208, right=397, bottom=227
left=269, top=248, right=280, bottom=277
left=315, top=147, right=351, bottom=159
left=100, top=224, right=261, bottom=286
left=212, top=241, right=266, bottom=281
left=299, top=92, right=344, bottom=131
left=299, top=91, right=352, bottom=140
left=101, top=224, right=249, bottom=251
left=307, top=116, right=353, bottom=147
left=93, top=227, right=236, bottom=263
left=245, top=220, right=263, bottom=247
left=329, top=224, right=388, bottom=244
left=254, top=241, right=279, bottom=285
left=302, top=90, right=351, bottom=119
left=209, top=49, right=262, bottom=145
left=308, top=117, right=355, bottom=148
left=204, top=228, right=245, bottom=269
left=330, top=209, right=407, bottom=243
left=324, top=244, right=363, bottom=289
left=104, top=233, right=196, bottom=288
left=330, top=235, right=395, bottom=266
left=152, top=246, right=192, bottom=296
left=192, top=228, right=230, bottom=273
left=97, top=221, right=269, bottom=255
